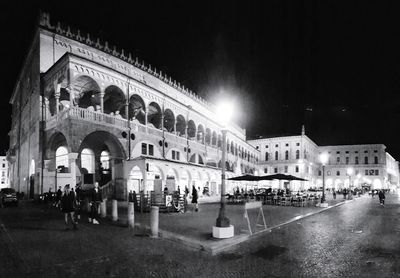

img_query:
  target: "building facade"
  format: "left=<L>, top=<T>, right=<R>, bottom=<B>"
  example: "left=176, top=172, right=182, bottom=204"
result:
left=248, top=131, right=400, bottom=191
left=7, top=13, right=260, bottom=198
left=0, top=156, right=10, bottom=189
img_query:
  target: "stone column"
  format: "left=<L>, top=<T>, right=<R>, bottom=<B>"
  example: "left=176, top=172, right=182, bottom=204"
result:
left=54, top=83, right=61, bottom=115
left=68, top=153, right=79, bottom=188
left=99, top=91, right=105, bottom=113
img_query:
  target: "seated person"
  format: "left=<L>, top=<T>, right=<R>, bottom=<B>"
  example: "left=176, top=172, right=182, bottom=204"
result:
left=114, top=111, right=123, bottom=118
left=87, top=106, right=95, bottom=111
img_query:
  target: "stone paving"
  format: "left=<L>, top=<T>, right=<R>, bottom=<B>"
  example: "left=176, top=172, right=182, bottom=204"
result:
left=0, top=192, right=399, bottom=277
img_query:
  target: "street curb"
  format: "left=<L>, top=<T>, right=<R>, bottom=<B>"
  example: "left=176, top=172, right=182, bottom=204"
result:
left=158, top=198, right=356, bottom=255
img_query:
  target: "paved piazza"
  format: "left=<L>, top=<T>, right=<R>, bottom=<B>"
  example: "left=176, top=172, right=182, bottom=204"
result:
left=1, top=193, right=399, bottom=277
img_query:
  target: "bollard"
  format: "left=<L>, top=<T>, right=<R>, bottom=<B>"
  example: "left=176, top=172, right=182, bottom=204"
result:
left=100, top=199, right=107, bottom=218
left=111, top=199, right=118, bottom=221
left=150, top=206, right=159, bottom=238
left=128, top=202, right=135, bottom=229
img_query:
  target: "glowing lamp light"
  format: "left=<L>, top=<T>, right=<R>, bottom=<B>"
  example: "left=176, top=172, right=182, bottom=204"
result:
left=216, top=101, right=234, bottom=126
left=357, top=173, right=361, bottom=179
left=347, top=168, right=354, bottom=176
left=319, top=152, right=329, bottom=165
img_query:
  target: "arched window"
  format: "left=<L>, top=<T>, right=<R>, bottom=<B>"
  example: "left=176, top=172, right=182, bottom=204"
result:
left=374, top=156, right=378, bottom=164
left=296, top=150, right=300, bottom=159
left=100, top=150, right=110, bottom=170
left=364, top=156, right=369, bottom=164
left=285, top=150, right=289, bottom=160
left=56, top=146, right=69, bottom=169
left=275, top=151, right=279, bottom=161
left=81, top=148, right=95, bottom=173
left=265, top=152, right=269, bottom=161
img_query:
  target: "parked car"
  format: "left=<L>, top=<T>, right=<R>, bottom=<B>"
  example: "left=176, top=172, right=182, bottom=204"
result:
left=0, top=188, right=18, bottom=207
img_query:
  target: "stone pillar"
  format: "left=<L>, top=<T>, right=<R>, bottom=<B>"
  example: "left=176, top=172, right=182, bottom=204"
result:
left=128, top=202, right=135, bottom=229
left=111, top=199, right=118, bottom=221
left=100, top=199, right=107, bottom=218
left=68, top=153, right=79, bottom=189
left=150, top=206, right=159, bottom=238
left=99, top=91, right=105, bottom=113
left=145, top=111, right=148, bottom=125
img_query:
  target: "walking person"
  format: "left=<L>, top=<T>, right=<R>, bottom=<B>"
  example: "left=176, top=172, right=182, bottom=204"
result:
left=333, top=190, right=337, bottom=200
left=55, top=186, right=62, bottom=208
left=60, top=184, right=78, bottom=230
left=378, top=190, right=385, bottom=207
left=192, top=185, right=198, bottom=212
left=89, top=182, right=102, bottom=224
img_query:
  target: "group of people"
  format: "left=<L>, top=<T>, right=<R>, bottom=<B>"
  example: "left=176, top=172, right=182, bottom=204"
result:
left=56, top=182, right=103, bottom=230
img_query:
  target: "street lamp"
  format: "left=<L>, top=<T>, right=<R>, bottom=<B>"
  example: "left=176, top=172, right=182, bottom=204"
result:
left=347, top=167, right=353, bottom=199
left=213, top=101, right=234, bottom=239
left=319, top=152, right=329, bottom=207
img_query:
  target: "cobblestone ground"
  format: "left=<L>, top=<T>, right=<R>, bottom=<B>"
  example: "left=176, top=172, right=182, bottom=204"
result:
left=0, top=193, right=399, bottom=278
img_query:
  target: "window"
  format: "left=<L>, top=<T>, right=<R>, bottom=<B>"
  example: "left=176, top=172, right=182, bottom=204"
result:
left=345, top=157, right=349, bottom=164
left=275, top=144, right=279, bottom=147
left=100, top=151, right=110, bottom=170
left=265, top=145, right=268, bottom=148
left=264, top=168, right=268, bottom=174
left=364, top=157, right=368, bottom=164
left=374, top=156, right=378, bottom=164
left=375, top=170, right=379, bottom=175
left=172, top=150, right=180, bottom=160
left=275, top=151, right=279, bottom=160
left=374, top=150, right=378, bottom=153
left=141, top=143, right=154, bottom=156
left=1, top=172, right=4, bottom=177
left=2, top=163, right=4, bottom=168
left=81, top=148, right=95, bottom=174
left=274, top=167, right=278, bottom=173
left=355, top=157, right=359, bottom=164
left=364, top=150, right=368, bottom=153
left=355, top=151, right=358, bottom=153
left=296, top=150, right=300, bottom=159
left=295, top=165, right=299, bottom=173
left=365, top=170, right=369, bottom=175
left=285, top=150, right=289, bottom=160
left=265, top=152, right=269, bottom=161
left=284, top=166, right=288, bottom=173
left=285, top=143, right=289, bottom=147
left=296, top=143, right=300, bottom=146
left=256, top=146, right=259, bottom=150
left=336, top=151, right=340, bottom=154
left=318, top=170, right=322, bottom=176
left=336, top=171, right=340, bottom=176
left=345, top=151, right=349, bottom=154
left=336, top=157, right=340, bottom=163
left=355, top=170, right=359, bottom=175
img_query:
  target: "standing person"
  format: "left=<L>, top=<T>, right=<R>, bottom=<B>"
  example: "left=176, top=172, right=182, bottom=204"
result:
left=55, top=186, right=62, bottom=208
left=60, top=184, right=78, bottom=230
left=192, top=186, right=198, bottom=212
left=75, top=184, right=83, bottom=220
left=378, top=190, right=385, bottom=207
left=333, top=190, right=337, bottom=200
left=90, top=182, right=102, bottom=224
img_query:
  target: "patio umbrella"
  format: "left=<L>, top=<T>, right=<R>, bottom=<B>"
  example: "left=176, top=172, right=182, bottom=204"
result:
left=260, top=173, right=308, bottom=181
left=285, top=174, right=308, bottom=181
left=228, top=174, right=264, bottom=181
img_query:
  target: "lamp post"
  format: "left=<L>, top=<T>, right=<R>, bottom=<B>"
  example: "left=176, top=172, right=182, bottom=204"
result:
left=347, top=167, right=353, bottom=199
left=319, top=152, right=329, bottom=207
left=213, top=101, right=234, bottom=238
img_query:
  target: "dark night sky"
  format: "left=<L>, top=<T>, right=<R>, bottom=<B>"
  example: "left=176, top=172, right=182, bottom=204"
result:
left=1, top=1, right=400, bottom=158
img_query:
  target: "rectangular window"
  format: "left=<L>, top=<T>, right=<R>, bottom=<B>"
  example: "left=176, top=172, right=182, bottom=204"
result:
left=336, top=157, right=340, bottom=163
left=265, top=145, right=268, bottom=148
left=284, top=166, right=288, bottom=173
left=264, top=168, right=268, bottom=174
left=374, top=150, right=378, bottom=153
left=172, top=150, right=175, bottom=160
left=285, top=143, right=289, bottom=147
left=148, top=144, right=154, bottom=156
left=345, top=157, right=349, bottom=164
left=345, top=151, right=349, bottom=154
left=177, top=152, right=180, bottom=160
left=275, top=144, right=279, bottom=147
left=355, top=157, right=359, bottom=164
left=1, top=172, right=4, bottom=177
left=355, top=151, right=358, bottom=153
left=336, top=171, right=340, bottom=176
left=295, top=165, right=299, bottom=173
left=141, top=143, right=147, bottom=155
left=375, top=170, right=379, bottom=175
left=364, top=150, right=368, bottom=153
left=365, top=170, right=369, bottom=175
left=274, top=167, right=278, bottom=173
left=336, top=151, right=340, bottom=154
left=296, top=143, right=300, bottom=146
left=318, top=170, right=322, bottom=176
left=2, top=163, right=4, bottom=168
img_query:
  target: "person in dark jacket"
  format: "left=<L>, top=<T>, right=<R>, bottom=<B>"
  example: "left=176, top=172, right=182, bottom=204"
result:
left=61, top=184, right=78, bottom=230
left=90, top=182, right=102, bottom=224
left=55, top=186, right=62, bottom=208
left=192, top=186, right=198, bottom=212
left=378, top=190, right=385, bottom=207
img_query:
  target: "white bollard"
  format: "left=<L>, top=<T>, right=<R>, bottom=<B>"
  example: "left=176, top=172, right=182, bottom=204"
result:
left=128, top=202, right=135, bottom=229
left=150, top=206, right=159, bottom=238
left=112, top=199, right=118, bottom=221
left=100, top=199, right=107, bottom=218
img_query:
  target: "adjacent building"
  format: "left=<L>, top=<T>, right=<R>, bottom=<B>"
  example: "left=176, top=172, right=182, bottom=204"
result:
left=0, top=156, right=9, bottom=189
left=248, top=128, right=400, bottom=191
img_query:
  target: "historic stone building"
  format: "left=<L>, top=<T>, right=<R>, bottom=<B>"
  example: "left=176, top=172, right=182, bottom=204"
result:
left=7, top=13, right=260, bottom=198
left=0, top=156, right=10, bottom=189
left=248, top=128, right=400, bottom=191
